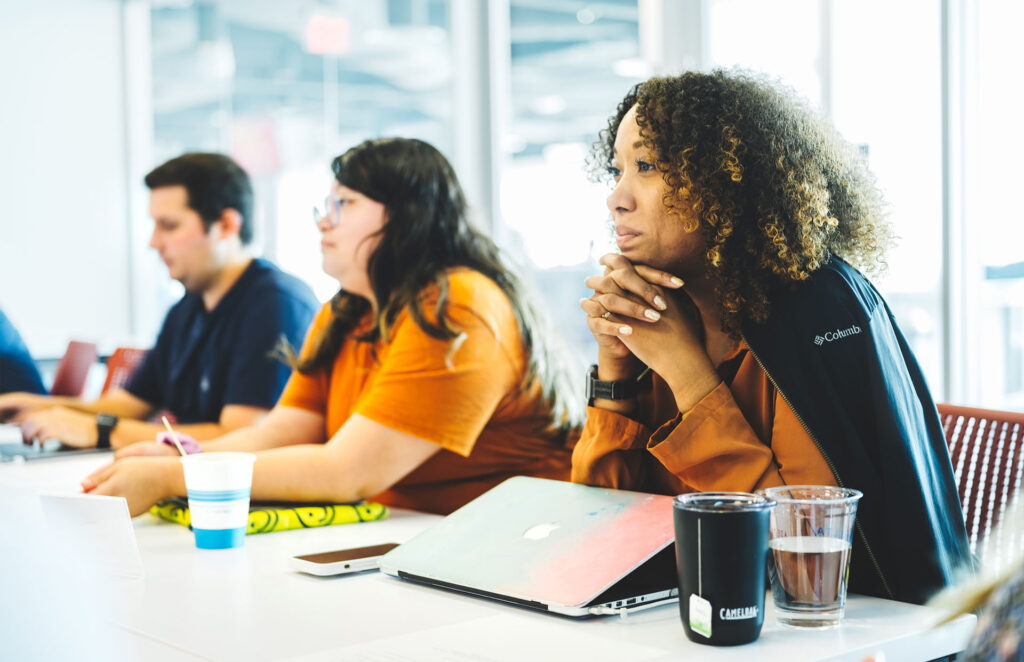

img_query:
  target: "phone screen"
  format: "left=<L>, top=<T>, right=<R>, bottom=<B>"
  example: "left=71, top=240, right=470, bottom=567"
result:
left=294, top=543, right=399, bottom=564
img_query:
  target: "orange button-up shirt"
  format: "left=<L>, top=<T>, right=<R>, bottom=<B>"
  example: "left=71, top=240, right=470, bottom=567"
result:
left=571, top=342, right=836, bottom=495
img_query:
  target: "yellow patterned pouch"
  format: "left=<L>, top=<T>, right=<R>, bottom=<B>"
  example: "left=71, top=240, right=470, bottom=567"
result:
left=149, top=497, right=388, bottom=534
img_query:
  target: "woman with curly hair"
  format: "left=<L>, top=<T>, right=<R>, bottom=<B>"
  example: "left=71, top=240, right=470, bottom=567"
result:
left=575, top=70, right=971, bottom=605
left=86, top=138, right=579, bottom=517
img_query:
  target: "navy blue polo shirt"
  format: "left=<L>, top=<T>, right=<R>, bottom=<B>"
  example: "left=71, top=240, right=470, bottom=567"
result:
left=0, top=309, right=46, bottom=395
left=125, top=258, right=317, bottom=424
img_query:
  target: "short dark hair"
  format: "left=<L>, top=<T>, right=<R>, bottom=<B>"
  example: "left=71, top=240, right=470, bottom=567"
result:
left=144, top=153, right=254, bottom=244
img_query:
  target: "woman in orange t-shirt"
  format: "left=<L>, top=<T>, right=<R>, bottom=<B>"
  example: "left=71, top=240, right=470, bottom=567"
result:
left=85, top=138, right=579, bottom=516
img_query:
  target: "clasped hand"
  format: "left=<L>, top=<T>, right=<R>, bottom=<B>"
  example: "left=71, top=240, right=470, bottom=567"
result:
left=580, top=254, right=720, bottom=410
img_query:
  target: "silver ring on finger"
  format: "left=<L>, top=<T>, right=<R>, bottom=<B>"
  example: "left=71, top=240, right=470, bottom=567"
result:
left=601, top=311, right=612, bottom=320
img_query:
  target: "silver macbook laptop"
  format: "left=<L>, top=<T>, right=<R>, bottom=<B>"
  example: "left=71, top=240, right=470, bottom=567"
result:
left=379, top=476, right=679, bottom=617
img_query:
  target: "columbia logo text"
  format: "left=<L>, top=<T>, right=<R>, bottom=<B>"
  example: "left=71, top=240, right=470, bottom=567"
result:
left=814, top=325, right=862, bottom=346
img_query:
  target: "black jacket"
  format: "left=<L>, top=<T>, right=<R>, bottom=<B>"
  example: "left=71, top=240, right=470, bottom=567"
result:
left=741, top=257, right=973, bottom=604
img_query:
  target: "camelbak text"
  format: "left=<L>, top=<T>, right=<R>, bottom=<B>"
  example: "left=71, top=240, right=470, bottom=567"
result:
left=720, top=606, right=759, bottom=620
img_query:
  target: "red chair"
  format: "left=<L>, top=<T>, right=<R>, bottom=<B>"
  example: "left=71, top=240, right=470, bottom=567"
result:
left=938, top=403, right=1024, bottom=564
left=49, top=341, right=98, bottom=397
left=101, top=347, right=149, bottom=394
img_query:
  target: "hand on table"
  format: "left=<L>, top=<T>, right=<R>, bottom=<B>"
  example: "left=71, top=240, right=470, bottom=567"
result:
left=82, top=457, right=178, bottom=517
left=18, top=406, right=96, bottom=447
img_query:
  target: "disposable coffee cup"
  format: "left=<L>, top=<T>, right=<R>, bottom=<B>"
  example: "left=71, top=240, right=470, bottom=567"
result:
left=180, top=452, right=256, bottom=550
left=673, top=492, right=775, bottom=646
left=758, top=485, right=862, bottom=629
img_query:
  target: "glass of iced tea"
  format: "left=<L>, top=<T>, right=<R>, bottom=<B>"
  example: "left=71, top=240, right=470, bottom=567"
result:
left=757, top=486, right=862, bottom=629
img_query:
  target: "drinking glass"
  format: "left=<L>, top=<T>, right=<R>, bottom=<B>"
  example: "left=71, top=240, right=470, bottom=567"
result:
left=758, top=485, right=862, bottom=629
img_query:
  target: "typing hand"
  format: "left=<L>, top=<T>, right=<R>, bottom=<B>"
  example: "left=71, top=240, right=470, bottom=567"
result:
left=0, top=392, right=52, bottom=423
left=18, top=407, right=97, bottom=448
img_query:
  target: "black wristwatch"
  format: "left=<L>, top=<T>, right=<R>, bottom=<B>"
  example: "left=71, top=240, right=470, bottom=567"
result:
left=95, top=414, right=119, bottom=449
left=585, top=364, right=640, bottom=407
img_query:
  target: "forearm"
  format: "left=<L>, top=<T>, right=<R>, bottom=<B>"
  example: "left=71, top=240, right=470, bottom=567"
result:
left=162, top=459, right=187, bottom=497
left=658, top=352, right=722, bottom=414
left=200, top=406, right=323, bottom=452
left=592, top=352, right=640, bottom=415
left=649, top=383, right=784, bottom=493
left=571, top=406, right=654, bottom=489
left=124, top=444, right=352, bottom=508
left=249, top=444, right=364, bottom=503
left=110, top=420, right=228, bottom=449
left=35, top=396, right=92, bottom=412
left=70, top=389, right=154, bottom=419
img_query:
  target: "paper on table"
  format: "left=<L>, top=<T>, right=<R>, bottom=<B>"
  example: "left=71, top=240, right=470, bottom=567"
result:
left=277, top=615, right=668, bottom=662
left=39, top=492, right=143, bottom=579
left=0, top=484, right=138, bottom=661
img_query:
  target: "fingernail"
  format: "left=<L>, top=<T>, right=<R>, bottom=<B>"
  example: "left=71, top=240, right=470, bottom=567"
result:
left=654, top=295, right=667, bottom=310
left=618, top=325, right=633, bottom=335
left=670, top=277, right=684, bottom=287
left=644, top=309, right=661, bottom=321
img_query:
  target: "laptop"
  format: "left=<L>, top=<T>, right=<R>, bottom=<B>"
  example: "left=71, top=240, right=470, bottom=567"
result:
left=379, top=476, right=679, bottom=617
left=0, top=424, right=108, bottom=462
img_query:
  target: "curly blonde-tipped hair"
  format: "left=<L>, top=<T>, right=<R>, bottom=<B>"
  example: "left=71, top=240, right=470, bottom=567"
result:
left=591, top=69, right=893, bottom=336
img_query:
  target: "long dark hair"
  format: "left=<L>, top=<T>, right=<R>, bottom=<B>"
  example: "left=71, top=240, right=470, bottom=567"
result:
left=290, top=137, right=580, bottom=429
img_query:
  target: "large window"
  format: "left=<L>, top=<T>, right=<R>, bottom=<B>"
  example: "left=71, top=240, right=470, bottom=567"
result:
left=6, top=1, right=1016, bottom=410
left=708, top=0, right=823, bottom=104
left=150, top=0, right=453, bottom=304
left=830, top=0, right=944, bottom=396
left=967, top=1, right=1024, bottom=409
left=503, top=0, right=643, bottom=370
left=708, top=0, right=945, bottom=395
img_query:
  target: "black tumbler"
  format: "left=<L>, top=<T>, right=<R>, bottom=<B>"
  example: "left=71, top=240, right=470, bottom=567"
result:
left=673, top=492, right=775, bottom=646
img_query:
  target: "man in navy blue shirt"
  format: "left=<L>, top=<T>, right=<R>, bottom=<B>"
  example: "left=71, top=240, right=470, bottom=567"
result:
left=0, top=309, right=46, bottom=395
left=0, top=153, right=317, bottom=449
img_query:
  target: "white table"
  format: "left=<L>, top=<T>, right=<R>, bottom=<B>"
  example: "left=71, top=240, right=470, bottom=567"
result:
left=1, top=454, right=976, bottom=662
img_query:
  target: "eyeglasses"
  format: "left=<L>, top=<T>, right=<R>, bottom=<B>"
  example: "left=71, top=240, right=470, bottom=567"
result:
left=312, top=195, right=342, bottom=229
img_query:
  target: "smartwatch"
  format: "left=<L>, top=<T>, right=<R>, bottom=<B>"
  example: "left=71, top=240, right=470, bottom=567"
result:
left=585, top=364, right=640, bottom=407
left=95, top=414, right=119, bottom=449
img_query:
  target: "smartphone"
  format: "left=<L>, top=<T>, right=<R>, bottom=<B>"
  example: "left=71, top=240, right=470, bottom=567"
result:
left=289, top=542, right=400, bottom=576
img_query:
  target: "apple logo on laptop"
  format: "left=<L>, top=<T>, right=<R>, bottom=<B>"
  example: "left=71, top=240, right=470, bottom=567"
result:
left=522, top=522, right=560, bottom=540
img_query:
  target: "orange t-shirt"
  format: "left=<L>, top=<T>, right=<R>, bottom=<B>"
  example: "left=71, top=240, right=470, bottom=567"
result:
left=278, top=269, right=571, bottom=514
left=571, top=342, right=836, bottom=495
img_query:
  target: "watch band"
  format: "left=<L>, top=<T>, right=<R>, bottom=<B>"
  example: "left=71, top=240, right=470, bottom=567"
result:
left=95, top=414, right=118, bottom=449
left=586, top=364, right=639, bottom=407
